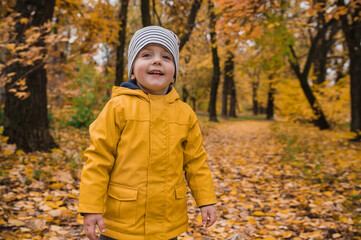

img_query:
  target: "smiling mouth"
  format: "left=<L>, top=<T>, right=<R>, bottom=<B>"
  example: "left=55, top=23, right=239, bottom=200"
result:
left=148, top=70, right=164, bottom=75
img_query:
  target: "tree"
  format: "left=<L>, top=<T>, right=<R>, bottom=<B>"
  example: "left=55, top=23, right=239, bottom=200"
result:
left=266, top=74, right=275, bottom=119
left=312, top=1, right=339, bottom=85
left=179, top=0, right=202, bottom=52
left=115, top=0, right=129, bottom=85
left=141, top=0, right=151, bottom=27
left=160, top=0, right=202, bottom=52
left=251, top=75, right=260, bottom=115
left=221, top=51, right=231, bottom=118
left=208, top=0, right=220, bottom=122
left=222, top=50, right=236, bottom=118
left=288, top=26, right=331, bottom=129
left=337, top=0, right=361, bottom=140
left=4, top=0, right=56, bottom=152
left=229, top=70, right=237, bottom=117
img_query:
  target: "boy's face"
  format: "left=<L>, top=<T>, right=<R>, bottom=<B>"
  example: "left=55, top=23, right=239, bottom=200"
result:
left=131, top=44, right=175, bottom=95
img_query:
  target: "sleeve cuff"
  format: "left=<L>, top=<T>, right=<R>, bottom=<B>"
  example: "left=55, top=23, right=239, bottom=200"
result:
left=199, top=204, right=216, bottom=208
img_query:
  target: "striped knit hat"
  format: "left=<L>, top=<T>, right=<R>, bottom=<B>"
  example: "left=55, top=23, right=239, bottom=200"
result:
left=128, top=26, right=180, bottom=82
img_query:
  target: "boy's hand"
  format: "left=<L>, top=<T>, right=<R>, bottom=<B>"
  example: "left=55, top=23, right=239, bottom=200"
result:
left=200, top=205, right=217, bottom=228
left=83, top=213, right=106, bottom=240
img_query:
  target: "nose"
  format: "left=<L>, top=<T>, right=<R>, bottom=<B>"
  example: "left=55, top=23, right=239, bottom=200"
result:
left=152, top=54, right=162, bottom=65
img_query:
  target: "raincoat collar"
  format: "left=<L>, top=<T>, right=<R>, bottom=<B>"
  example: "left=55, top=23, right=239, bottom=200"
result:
left=120, top=79, right=173, bottom=94
left=111, top=83, right=179, bottom=103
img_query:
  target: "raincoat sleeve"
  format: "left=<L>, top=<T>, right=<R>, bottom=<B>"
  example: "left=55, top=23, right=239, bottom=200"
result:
left=78, top=98, right=125, bottom=214
left=183, top=112, right=217, bottom=207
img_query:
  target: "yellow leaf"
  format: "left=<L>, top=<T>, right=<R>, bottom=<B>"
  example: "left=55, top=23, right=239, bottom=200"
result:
left=339, top=216, right=353, bottom=224
left=3, top=150, right=13, bottom=156
left=7, top=44, right=15, bottom=50
left=196, top=214, right=203, bottom=225
left=253, top=210, right=265, bottom=216
left=282, top=231, right=293, bottom=238
left=49, top=183, right=64, bottom=189
left=264, top=237, right=277, bottom=240
left=1, top=136, right=9, bottom=142
left=38, top=215, right=53, bottom=222
left=21, top=233, right=32, bottom=238
left=16, top=149, right=25, bottom=156
left=20, top=18, right=29, bottom=24
left=15, top=78, right=26, bottom=86
left=68, top=193, right=78, bottom=199
left=323, top=191, right=333, bottom=198
left=44, top=201, right=58, bottom=209
left=247, top=216, right=257, bottom=224
left=77, top=215, right=84, bottom=225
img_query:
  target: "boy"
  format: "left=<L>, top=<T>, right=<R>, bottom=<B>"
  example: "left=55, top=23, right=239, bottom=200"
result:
left=78, top=26, right=217, bottom=240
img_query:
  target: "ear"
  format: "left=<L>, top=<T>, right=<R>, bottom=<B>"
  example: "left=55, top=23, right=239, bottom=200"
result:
left=130, top=73, right=136, bottom=80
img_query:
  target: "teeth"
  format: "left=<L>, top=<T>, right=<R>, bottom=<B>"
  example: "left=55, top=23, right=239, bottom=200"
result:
left=149, top=70, right=163, bottom=75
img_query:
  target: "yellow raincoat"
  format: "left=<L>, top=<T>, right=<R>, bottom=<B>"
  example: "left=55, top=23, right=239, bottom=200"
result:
left=78, top=86, right=217, bottom=240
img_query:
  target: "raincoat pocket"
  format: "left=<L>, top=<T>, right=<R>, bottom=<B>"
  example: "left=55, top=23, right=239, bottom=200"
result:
left=104, top=183, right=138, bottom=224
left=172, top=184, right=188, bottom=221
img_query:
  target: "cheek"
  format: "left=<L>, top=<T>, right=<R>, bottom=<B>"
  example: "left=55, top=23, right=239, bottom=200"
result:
left=133, top=63, right=147, bottom=76
left=167, top=64, right=175, bottom=75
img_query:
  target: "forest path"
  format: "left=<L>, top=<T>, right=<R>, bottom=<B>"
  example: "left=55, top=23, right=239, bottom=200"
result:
left=181, top=119, right=360, bottom=240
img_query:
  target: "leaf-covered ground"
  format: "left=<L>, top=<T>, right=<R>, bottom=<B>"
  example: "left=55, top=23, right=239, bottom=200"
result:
left=0, top=119, right=360, bottom=239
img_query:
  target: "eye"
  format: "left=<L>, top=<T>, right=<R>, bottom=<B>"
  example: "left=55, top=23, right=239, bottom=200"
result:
left=141, top=52, right=151, bottom=57
left=163, top=55, right=172, bottom=60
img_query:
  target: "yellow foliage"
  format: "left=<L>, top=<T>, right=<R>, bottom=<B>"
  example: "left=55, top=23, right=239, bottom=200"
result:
left=275, top=77, right=315, bottom=122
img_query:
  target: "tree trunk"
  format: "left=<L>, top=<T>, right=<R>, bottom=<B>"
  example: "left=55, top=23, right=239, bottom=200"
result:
left=288, top=24, right=330, bottom=129
left=349, top=54, right=361, bottom=140
left=208, top=0, right=220, bottom=122
left=252, top=81, right=259, bottom=115
left=179, top=0, right=202, bottom=52
left=182, top=84, right=189, bottom=102
left=151, top=0, right=162, bottom=26
left=229, top=75, right=237, bottom=118
left=266, top=75, right=274, bottom=120
left=222, top=51, right=235, bottom=118
left=115, top=0, right=129, bottom=86
left=141, top=0, right=151, bottom=27
left=313, top=2, right=339, bottom=85
left=4, top=0, right=56, bottom=152
left=338, top=0, right=361, bottom=140
left=222, top=54, right=232, bottom=118
left=191, top=96, right=196, bottom=112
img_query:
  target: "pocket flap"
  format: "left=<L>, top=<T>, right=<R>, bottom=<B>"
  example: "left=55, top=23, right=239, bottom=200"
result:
left=108, top=183, right=138, bottom=201
left=175, top=184, right=187, bottom=199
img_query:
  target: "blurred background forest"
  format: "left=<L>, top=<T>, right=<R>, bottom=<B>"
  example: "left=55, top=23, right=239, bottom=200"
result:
left=0, top=0, right=361, bottom=239
left=0, top=0, right=360, bottom=152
